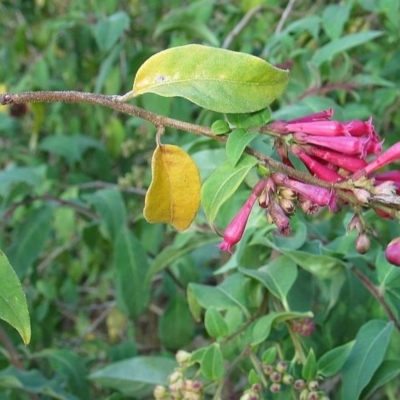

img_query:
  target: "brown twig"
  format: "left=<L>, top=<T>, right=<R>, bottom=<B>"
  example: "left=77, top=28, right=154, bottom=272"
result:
left=351, top=266, right=400, bottom=331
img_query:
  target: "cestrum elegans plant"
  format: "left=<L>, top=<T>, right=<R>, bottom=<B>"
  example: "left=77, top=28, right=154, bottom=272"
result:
left=2, top=44, right=400, bottom=349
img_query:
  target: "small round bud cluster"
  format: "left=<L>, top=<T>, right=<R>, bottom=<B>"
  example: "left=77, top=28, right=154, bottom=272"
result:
left=294, top=379, right=328, bottom=400
left=290, top=318, right=316, bottom=337
left=240, top=383, right=262, bottom=400
left=262, top=360, right=294, bottom=394
left=153, top=351, right=203, bottom=400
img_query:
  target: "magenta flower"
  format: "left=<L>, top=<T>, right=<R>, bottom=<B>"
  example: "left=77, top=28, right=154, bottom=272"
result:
left=294, top=133, right=371, bottom=157
left=286, top=120, right=349, bottom=137
left=344, top=117, right=375, bottom=137
left=361, top=142, right=400, bottom=176
left=272, top=173, right=337, bottom=211
left=219, top=192, right=258, bottom=253
left=290, top=145, right=344, bottom=182
left=385, top=237, right=400, bottom=267
left=303, top=145, right=367, bottom=173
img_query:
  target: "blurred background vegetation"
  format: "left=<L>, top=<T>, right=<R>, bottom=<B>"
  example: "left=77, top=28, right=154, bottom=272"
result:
left=0, top=0, right=400, bottom=399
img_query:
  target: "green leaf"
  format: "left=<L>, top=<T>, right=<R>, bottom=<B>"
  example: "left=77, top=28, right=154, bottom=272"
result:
left=90, top=356, right=176, bottom=398
left=226, top=108, right=271, bottom=129
left=251, top=311, right=313, bottom=346
left=159, top=293, right=194, bottom=350
left=0, top=251, right=30, bottom=344
left=94, top=11, right=130, bottom=53
left=361, top=359, right=400, bottom=399
left=35, top=349, right=90, bottom=399
left=39, top=134, right=104, bottom=165
left=0, top=366, right=77, bottom=400
left=128, top=44, right=289, bottom=113
left=8, top=207, right=53, bottom=277
left=240, top=255, right=298, bottom=304
left=226, top=129, right=259, bottom=167
left=201, top=154, right=258, bottom=224
left=317, top=341, right=355, bottom=378
left=341, top=320, right=394, bottom=400
left=262, top=347, right=277, bottom=364
left=311, top=31, right=383, bottom=67
left=146, top=237, right=219, bottom=280
left=204, top=306, right=229, bottom=338
left=86, top=189, right=127, bottom=241
left=321, top=4, right=351, bottom=40
left=302, top=349, right=317, bottom=381
left=114, top=228, right=150, bottom=319
left=211, top=120, right=231, bottom=135
left=200, top=343, right=224, bottom=380
left=154, top=0, right=218, bottom=46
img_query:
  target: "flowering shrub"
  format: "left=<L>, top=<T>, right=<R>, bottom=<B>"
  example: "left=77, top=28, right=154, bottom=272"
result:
left=1, top=2, right=400, bottom=400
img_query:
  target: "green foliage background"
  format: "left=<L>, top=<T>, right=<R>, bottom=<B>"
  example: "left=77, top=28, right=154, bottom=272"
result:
left=1, top=0, right=400, bottom=399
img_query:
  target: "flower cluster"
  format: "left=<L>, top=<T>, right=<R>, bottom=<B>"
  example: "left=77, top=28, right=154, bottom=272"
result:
left=219, top=109, right=400, bottom=266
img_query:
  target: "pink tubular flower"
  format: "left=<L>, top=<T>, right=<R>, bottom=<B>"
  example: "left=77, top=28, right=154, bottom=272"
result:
left=385, top=237, right=400, bottom=267
left=303, top=145, right=367, bottom=173
left=272, top=173, right=337, bottom=211
left=268, top=198, right=290, bottom=235
left=360, top=142, right=400, bottom=176
left=286, top=108, right=334, bottom=123
left=344, top=117, right=375, bottom=137
left=293, top=133, right=370, bottom=157
left=285, top=120, right=349, bottom=136
left=290, top=145, right=344, bottom=182
left=219, top=192, right=258, bottom=253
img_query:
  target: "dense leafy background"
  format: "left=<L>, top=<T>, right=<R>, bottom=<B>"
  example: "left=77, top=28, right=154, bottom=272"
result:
left=1, top=0, right=400, bottom=399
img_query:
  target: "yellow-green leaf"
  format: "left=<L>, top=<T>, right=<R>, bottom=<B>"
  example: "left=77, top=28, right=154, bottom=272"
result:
left=128, top=44, right=289, bottom=113
left=0, top=251, right=31, bottom=344
left=144, top=144, right=200, bottom=231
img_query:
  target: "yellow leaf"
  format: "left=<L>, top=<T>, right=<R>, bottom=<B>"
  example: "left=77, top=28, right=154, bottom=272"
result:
left=144, top=144, right=201, bottom=231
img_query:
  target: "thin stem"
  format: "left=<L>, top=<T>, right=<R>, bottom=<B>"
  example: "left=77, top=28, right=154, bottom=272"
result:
left=351, top=266, right=400, bottom=331
left=222, top=5, right=265, bottom=49
left=275, top=0, right=297, bottom=34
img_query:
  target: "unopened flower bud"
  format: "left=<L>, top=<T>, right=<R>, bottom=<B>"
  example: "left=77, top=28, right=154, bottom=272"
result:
left=258, top=191, right=269, bottom=208
left=307, top=391, right=320, bottom=400
left=355, top=233, right=370, bottom=254
left=279, top=198, right=295, bottom=214
left=176, top=350, right=192, bottom=365
left=299, top=388, right=310, bottom=400
left=270, top=383, right=281, bottom=393
left=385, top=237, right=400, bottom=266
left=279, top=188, right=296, bottom=200
left=268, top=199, right=291, bottom=235
left=294, top=379, right=306, bottom=390
left=308, top=380, right=319, bottom=391
left=282, top=374, right=294, bottom=385
left=263, top=364, right=274, bottom=375
left=347, top=214, right=362, bottom=232
left=353, top=188, right=370, bottom=204
left=168, top=371, right=182, bottom=384
left=154, top=385, right=167, bottom=399
left=251, top=383, right=262, bottom=392
left=276, top=361, right=288, bottom=373
left=270, top=372, right=281, bottom=382
left=291, top=318, right=315, bottom=336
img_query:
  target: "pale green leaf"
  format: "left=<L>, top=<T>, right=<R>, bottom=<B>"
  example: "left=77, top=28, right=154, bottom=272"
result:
left=226, top=129, right=259, bottom=167
left=128, top=44, right=289, bottom=113
left=201, top=154, right=258, bottom=224
left=0, top=251, right=31, bottom=344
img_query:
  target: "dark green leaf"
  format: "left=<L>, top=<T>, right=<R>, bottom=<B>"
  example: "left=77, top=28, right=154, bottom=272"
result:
left=159, top=293, right=194, bottom=350
left=317, top=341, right=355, bottom=377
left=226, top=108, right=271, bottom=129
left=94, top=11, right=130, bottom=52
left=0, top=251, right=31, bottom=344
left=341, top=320, right=394, bottom=400
left=200, top=343, right=224, bottom=380
left=114, top=228, right=150, bottom=319
left=226, top=129, right=259, bottom=167
left=201, top=154, right=258, bottom=224
left=86, top=189, right=127, bottom=241
left=302, top=349, right=317, bottom=381
left=204, top=306, right=229, bottom=338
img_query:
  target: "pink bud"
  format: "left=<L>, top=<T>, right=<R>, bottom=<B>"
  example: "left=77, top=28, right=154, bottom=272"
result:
left=291, top=145, right=344, bottom=182
left=268, top=198, right=291, bottom=235
left=361, top=142, right=400, bottom=176
left=347, top=214, right=363, bottom=232
left=355, top=233, right=370, bottom=254
left=294, top=133, right=370, bottom=157
left=385, top=237, right=400, bottom=266
left=286, top=120, right=349, bottom=136
left=343, top=117, right=375, bottom=137
left=219, top=193, right=257, bottom=253
left=286, top=108, right=334, bottom=123
left=352, top=188, right=371, bottom=204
